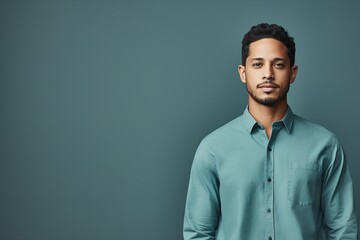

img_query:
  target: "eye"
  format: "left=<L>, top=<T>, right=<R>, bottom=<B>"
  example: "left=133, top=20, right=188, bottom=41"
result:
left=274, top=63, right=285, bottom=69
left=252, top=62, right=263, bottom=68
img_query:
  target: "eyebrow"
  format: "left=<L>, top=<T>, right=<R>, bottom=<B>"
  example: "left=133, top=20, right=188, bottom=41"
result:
left=250, top=57, right=286, bottom=62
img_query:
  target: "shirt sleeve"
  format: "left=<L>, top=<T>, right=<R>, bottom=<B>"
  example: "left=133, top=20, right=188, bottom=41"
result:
left=321, top=135, right=358, bottom=239
left=183, top=140, right=220, bottom=240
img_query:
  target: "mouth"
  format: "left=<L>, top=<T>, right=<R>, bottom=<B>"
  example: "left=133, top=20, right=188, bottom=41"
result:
left=257, top=83, right=279, bottom=93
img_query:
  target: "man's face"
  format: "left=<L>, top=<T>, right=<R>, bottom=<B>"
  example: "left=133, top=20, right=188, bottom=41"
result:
left=238, top=38, right=298, bottom=106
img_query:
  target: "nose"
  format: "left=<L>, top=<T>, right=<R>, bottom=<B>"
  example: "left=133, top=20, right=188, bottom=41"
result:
left=263, top=65, right=274, bottom=80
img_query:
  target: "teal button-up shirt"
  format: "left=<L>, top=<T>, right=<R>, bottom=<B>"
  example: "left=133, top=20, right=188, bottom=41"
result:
left=184, top=107, right=357, bottom=240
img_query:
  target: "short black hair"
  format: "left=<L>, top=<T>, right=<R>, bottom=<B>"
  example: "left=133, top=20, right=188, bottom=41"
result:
left=241, top=23, right=296, bottom=66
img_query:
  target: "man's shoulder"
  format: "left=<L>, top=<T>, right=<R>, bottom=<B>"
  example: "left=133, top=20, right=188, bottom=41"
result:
left=292, top=114, right=338, bottom=140
left=200, top=115, right=245, bottom=146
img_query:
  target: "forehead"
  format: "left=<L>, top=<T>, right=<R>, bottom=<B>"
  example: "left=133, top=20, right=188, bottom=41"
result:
left=248, top=38, right=288, bottom=60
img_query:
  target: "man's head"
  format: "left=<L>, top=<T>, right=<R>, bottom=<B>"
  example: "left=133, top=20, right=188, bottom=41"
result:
left=238, top=23, right=298, bottom=107
left=242, top=23, right=296, bottom=67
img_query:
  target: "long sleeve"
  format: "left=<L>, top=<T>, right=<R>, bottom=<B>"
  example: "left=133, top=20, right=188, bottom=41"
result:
left=321, top=135, right=358, bottom=239
left=183, top=141, right=220, bottom=240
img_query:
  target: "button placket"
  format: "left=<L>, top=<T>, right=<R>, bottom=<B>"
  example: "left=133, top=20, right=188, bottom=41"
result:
left=265, top=125, right=283, bottom=240
left=265, top=138, right=275, bottom=240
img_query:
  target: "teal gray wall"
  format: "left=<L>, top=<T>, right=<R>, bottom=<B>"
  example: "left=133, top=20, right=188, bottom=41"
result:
left=1, top=1, right=359, bottom=239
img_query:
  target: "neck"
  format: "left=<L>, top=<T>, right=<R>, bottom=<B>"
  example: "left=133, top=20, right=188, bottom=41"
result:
left=248, top=98, right=288, bottom=138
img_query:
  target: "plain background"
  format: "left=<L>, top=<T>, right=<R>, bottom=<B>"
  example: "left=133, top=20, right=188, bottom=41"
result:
left=0, top=0, right=359, bottom=239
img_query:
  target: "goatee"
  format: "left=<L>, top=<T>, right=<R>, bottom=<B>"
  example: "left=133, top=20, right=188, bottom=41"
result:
left=246, top=83, right=289, bottom=106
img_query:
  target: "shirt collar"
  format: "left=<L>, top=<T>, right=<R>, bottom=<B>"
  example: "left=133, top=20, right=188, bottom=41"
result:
left=242, top=106, right=294, bottom=134
left=281, top=107, right=294, bottom=133
left=242, top=106, right=258, bottom=134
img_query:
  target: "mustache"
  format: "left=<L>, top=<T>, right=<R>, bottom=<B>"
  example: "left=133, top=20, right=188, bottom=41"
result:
left=256, top=81, right=280, bottom=88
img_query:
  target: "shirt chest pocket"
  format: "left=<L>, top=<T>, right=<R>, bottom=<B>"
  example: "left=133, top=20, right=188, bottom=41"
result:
left=287, top=162, right=322, bottom=206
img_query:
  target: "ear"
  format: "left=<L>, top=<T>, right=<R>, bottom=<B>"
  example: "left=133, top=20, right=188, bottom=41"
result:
left=238, top=65, right=247, bottom=84
left=290, top=65, right=298, bottom=84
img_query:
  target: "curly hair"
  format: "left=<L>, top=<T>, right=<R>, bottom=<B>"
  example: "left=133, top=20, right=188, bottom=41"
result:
left=242, top=23, right=296, bottom=66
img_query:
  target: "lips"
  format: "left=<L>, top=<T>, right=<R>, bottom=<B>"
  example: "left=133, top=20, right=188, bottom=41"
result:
left=257, top=83, right=279, bottom=93
left=257, top=83, right=279, bottom=89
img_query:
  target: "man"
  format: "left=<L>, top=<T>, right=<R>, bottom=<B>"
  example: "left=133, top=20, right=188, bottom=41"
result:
left=183, top=23, right=358, bottom=240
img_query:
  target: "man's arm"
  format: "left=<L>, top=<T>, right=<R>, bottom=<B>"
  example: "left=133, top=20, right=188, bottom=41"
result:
left=183, top=141, right=220, bottom=240
left=321, top=135, right=358, bottom=239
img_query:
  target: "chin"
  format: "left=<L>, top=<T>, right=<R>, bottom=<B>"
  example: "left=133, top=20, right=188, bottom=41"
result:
left=259, top=99, right=278, bottom=106
left=253, top=95, right=286, bottom=106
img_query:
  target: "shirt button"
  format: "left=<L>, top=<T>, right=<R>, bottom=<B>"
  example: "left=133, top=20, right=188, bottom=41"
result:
left=267, top=147, right=272, bottom=151
left=267, top=208, right=271, bottom=213
left=267, top=178, right=272, bottom=182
